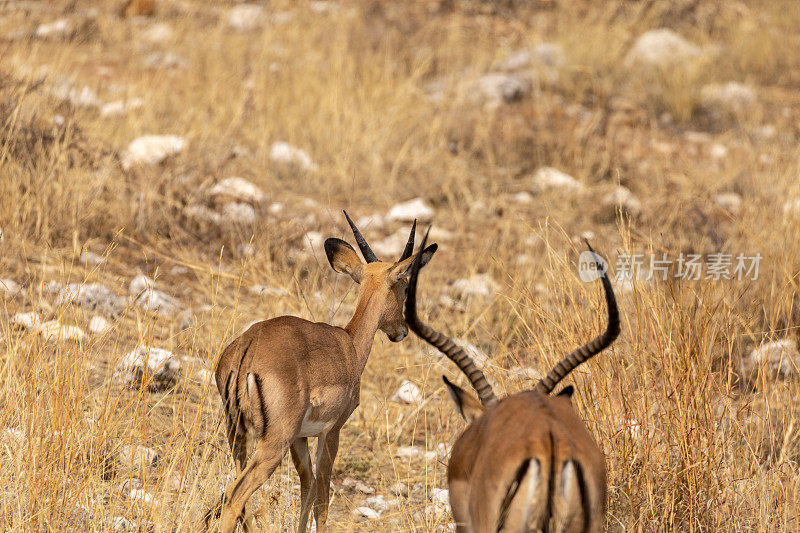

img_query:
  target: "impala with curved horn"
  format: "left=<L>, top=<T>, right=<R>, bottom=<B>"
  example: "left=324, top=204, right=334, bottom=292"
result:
left=406, top=231, right=619, bottom=532
left=204, top=211, right=437, bottom=533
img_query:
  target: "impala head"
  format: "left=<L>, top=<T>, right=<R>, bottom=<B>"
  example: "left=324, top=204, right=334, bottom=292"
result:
left=324, top=211, right=437, bottom=342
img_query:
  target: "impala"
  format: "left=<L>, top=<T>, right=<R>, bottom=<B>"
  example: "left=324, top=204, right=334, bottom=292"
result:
left=405, top=232, right=619, bottom=532
left=204, top=212, right=437, bottom=533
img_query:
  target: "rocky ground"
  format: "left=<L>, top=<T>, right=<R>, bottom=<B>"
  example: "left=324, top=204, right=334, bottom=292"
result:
left=2, top=0, right=800, bottom=531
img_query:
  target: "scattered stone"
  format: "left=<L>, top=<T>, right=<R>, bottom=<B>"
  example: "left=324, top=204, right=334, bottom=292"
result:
left=129, top=275, right=155, bottom=297
left=41, top=280, right=63, bottom=295
left=454, top=339, right=489, bottom=369
left=221, top=202, right=258, bottom=225
left=140, top=23, right=173, bottom=44
left=390, top=380, right=423, bottom=405
left=100, top=98, right=144, bottom=118
left=497, top=43, right=565, bottom=72
left=134, top=288, right=182, bottom=315
left=37, top=321, right=88, bottom=342
left=209, top=177, right=266, bottom=205
left=532, top=167, right=584, bottom=193
left=395, top=446, right=437, bottom=463
left=714, top=192, right=742, bottom=214
left=114, top=346, right=181, bottom=391
left=185, top=204, right=222, bottom=226
left=88, top=316, right=111, bottom=334
left=782, top=199, right=800, bottom=217
left=387, top=198, right=434, bottom=224
left=142, top=52, right=189, bottom=70
left=438, top=294, right=466, bottom=312
left=57, top=283, right=125, bottom=315
left=0, top=278, right=22, bottom=298
left=742, top=339, right=800, bottom=380
left=13, top=312, right=41, bottom=330
left=390, top=483, right=409, bottom=498
left=352, top=506, right=380, bottom=520
left=267, top=202, right=284, bottom=216
left=355, top=214, right=385, bottom=231
left=52, top=79, right=101, bottom=108
left=119, top=444, right=158, bottom=470
left=435, top=443, right=450, bottom=461
left=80, top=250, right=105, bottom=266
left=472, top=73, right=530, bottom=105
left=625, top=29, right=701, bottom=69
left=228, top=4, right=265, bottom=32
left=128, top=488, right=153, bottom=504
left=355, top=481, right=375, bottom=494
left=35, top=19, right=71, bottom=40
left=372, top=228, right=412, bottom=258
left=196, top=368, right=215, bottom=385
left=451, top=274, right=499, bottom=301
left=269, top=142, right=317, bottom=172
left=700, top=82, right=756, bottom=116
left=431, top=487, right=449, bottom=505
left=363, top=495, right=392, bottom=513
left=121, top=135, right=186, bottom=169
left=111, top=517, right=134, bottom=532
left=603, top=185, right=641, bottom=215
left=511, top=191, right=534, bottom=204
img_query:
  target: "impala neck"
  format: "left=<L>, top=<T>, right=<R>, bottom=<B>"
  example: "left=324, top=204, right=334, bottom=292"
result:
left=344, top=279, right=384, bottom=371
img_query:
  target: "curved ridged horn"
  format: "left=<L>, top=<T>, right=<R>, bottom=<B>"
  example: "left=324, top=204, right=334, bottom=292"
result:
left=534, top=240, right=620, bottom=395
left=399, top=219, right=417, bottom=261
left=343, top=210, right=379, bottom=263
left=405, top=227, right=499, bottom=407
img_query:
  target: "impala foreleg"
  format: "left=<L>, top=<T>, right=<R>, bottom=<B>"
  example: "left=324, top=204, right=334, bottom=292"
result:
left=312, top=430, right=340, bottom=533
left=290, top=437, right=317, bottom=533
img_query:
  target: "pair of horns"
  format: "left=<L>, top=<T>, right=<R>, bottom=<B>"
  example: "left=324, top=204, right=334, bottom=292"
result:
left=343, top=210, right=416, bottom=263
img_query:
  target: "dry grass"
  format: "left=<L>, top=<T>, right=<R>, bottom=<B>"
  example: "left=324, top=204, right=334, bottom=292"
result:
left=1, top=0, right=800, bottom=531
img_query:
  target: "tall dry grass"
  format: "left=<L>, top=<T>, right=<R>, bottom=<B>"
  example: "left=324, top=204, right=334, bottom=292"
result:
left=1, top=0, right=800, bottom=531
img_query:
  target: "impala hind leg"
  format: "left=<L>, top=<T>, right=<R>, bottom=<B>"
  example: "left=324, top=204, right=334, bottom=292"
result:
left=204, top=415, right=252, bottom=530
left=312, top=430, right=339, bottom=533
left=290, top=437, right=316, bottom=533
left=448, top=479, right=473, bottom=533
left=219, top=441, right=288, bottom=533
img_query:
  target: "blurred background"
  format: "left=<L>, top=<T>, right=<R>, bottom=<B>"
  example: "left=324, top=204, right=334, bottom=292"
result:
left=1, top=0, right=800, bottom=530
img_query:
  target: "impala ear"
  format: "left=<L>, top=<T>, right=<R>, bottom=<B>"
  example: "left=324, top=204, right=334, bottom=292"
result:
left=324, top=238, right=364, bottom=283
left=557, top=385, right=575, bottom=399
left=392, top=243, right=438, bottom=281
left=443, top=375, right=484, bottom=423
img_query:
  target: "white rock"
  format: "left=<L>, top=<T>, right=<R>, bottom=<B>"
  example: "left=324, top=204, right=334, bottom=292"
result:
left=80, top=250, right=105, bottom=265
left=511, top=191, right=534, bottom=204
left=119, top=444, right=157, bottom=470
left=454, top=339, right=489, bottom=369
left=390, top=380, right=423, bottom=405
left=185, top=204, right=222, bottom=225
left=355, top=481, right=375, bottom=494
left=13, top=312, right=41, bottom=330
left=363, top=495, right=389, bottom=512
left=57, top=283, right=125, bottom=315
left=372, top=228, right=410, bottom=258
left=709, top=143, right=728, bottom=161
left=196, top=368, right=215, bottom=385
left=497, top=43, right=566, bottom=71
left=88, top=315, right=111, bottom=334
left=36, top=321, right=87, bottom=342
left=714, top=192, right=742, bottom=214
left=744, top=339, right=800, bottom=379
left=228, top=4, right=265, bottom=32
left=35, top=19, right=71, bottom=39
left=700, top=82, right=756, bottom=115
left=222, top=202, right=257, bottom=225
left=51, top=81, right=101, bottom=108
left=111, top=517, right=134, bottom=532
left=603, top=185, right=641, bottom=215
left=135, top=288, right=182, bottom=315
left=128, top=488, right=153, bottom=504
left=142, top=52, right=189, bottom=69
left=390, top=483, right=409, bottom=497
left=625, top=29, right=701, bottom=68
left=269, top=142, right=317, bottom=172
left=267, top=202, right=284, bottom=216
left=129, top=275, right=155, bottom=296
left=41, top=280, right=63, bottom=295
left=431, top=488, right=449, bottom=504
left=395, top=446, right=437, bottom=463
left=100, top=98, right=144, bottom=118
left=435, top=443, right=450, bottom=461
left=472, top=73, right=530, bottom=104
left=351, top=506, right=380, bottom=520
left=122, top=135, right=186, bottom=169
left=301, top=231, right=326, bottom=259
left=140, top=23, right=173, bottom=44
left=0, top=279, right=21, bottom=298
left=355, top=214, right=385, bottom=231
left=782, top=199, right=800, bottom=217
left=451, top=274, right=499, bottom=300
left=387, top=198, right=435, bottom=223
left=114, top=346, right=181, bottom=390
left=209, top=177, right=266, bottom=204
left=532, top=167, right=584, bottom=193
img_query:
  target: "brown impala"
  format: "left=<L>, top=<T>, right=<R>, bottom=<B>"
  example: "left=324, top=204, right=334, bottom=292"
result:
left=204, top=212, right=437, bottom=533
left=405, top=231, right=619, bottom=533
